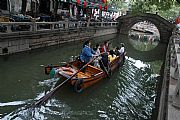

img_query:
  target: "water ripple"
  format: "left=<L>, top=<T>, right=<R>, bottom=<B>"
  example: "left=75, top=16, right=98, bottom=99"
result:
left=1, top=56, right=160, bottom=120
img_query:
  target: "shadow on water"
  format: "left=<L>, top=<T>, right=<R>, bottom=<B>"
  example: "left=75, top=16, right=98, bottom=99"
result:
left=118, top=34, right=167, bottom=62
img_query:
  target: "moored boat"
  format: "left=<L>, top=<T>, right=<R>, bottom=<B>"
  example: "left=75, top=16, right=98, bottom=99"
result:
left=45, top=54, right=125, bottom=92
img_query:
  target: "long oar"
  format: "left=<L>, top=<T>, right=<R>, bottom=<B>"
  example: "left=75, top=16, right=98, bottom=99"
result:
left=31, top=55, right=99, bottom=107
left=100, top=59, right=110, bottom=78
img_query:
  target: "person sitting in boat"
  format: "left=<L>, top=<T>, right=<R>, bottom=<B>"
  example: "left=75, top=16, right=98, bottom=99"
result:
left=95, top=44, right=101, bottom=56
left=115, top=46, right=120, bottom=56
left=100, top=41, right=109, bottom=68
left=108, top=50, right=117, bottom=62
left=80, top=40, right=96, bottom=64
left=93, top=44, right=101, bottom=68
left=50, top=67, right=59, bottom=78
left=118, top=43, right=125, bottom=56
left=101, top=41, right=109, bottom=54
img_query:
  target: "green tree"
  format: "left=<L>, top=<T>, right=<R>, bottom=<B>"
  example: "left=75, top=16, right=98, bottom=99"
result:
left=108, top=0, right=129, bottom=11
left=109, top=0, right=180, bottom=19
left=108, top=0, right=179, bottom=13
left=130, top=0, right=180, bottom=14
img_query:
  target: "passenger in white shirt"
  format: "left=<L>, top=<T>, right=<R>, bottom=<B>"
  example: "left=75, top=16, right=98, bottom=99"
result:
left=93, top=44, right=101, bottom=68
left=118, top=43, right=125, bottom=55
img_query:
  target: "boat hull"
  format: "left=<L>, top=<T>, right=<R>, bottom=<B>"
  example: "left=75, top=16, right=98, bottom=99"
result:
left=45, top=54, right=125, bottom=92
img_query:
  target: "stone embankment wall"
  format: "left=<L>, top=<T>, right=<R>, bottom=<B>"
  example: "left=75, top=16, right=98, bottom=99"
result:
left=167, top=30, right=180, bottom=120
left=0, top=27, right=117, bottom=55
left=157, top=29, right=180, bottom=120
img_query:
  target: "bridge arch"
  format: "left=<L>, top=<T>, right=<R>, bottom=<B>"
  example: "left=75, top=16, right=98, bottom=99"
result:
left=117, top=13, right=174, bottom=43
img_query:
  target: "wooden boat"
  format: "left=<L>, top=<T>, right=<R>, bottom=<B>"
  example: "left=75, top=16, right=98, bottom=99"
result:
left=45, top=54, right=125, bottom=92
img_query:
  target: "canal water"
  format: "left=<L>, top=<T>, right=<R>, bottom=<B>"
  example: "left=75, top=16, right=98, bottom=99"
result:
left=0, top=34, right=165, bottom=120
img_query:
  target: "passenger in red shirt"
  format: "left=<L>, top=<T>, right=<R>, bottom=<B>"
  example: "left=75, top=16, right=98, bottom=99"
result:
left=101, top=41, right=109, bottom=53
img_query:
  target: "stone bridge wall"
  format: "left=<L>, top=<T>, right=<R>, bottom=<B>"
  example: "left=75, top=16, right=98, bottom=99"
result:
left=117, top=13, right=174, bottom=43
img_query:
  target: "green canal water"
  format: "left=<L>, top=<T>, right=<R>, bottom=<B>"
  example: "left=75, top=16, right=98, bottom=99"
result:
left=0, top=35, right=165, bottom=120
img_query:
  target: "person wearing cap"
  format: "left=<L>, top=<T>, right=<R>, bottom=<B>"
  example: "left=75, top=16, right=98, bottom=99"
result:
left=80, top=40, right=96, bottom=64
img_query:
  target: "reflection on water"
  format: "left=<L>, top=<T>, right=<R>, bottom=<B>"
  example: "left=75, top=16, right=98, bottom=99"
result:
left=0, top=35, right=163, bottom=120
left=129, top=21, right=160, bottom=51
left=129, top=38, right=159, bottom=51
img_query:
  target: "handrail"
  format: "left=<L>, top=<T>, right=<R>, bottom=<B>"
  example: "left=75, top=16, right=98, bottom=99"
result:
left=0, top=21, right=118, bottom=33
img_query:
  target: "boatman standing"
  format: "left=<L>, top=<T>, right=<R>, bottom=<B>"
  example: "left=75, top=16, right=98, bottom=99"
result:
left=101, top=41, right=109, bottom=53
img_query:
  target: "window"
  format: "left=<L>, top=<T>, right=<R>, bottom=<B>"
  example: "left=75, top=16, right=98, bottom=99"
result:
left=0, top=0, right=8, bottom=10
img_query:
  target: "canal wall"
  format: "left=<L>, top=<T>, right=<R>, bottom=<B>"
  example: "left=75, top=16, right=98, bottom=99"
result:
left=0, top=27, right=117, bottom=55
left=157, top=29, right=180, bottom=120
left=167, top=30, right=180, bottom=120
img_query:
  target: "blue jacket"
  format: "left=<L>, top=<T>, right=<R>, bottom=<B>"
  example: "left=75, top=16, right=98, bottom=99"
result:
left=80, top=45, right=95, bottom=63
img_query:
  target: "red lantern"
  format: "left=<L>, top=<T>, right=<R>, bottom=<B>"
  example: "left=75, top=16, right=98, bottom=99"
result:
left=84, top=0, right=87, bottom=8
left=102, top=0, right=106, bottom=3
left=100, top=5, right=102, bottom=11
left=77, top=0, right=80, bottom=5
left=104, top=5, right=108, bottom=11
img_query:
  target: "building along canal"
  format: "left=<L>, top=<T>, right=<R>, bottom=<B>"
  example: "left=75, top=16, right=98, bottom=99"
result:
left=0, top=33, right=167, bottom=120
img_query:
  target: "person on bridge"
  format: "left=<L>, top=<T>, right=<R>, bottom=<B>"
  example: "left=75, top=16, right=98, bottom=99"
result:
left=80, top=40, right=96, bottom=64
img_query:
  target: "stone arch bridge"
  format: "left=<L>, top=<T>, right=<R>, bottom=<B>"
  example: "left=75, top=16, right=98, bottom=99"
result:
left=117, top=13, right=174, bottom=43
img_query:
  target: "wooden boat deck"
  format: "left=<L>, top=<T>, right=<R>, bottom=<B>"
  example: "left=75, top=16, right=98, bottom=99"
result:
left=45, top=54, right=125, bottom=92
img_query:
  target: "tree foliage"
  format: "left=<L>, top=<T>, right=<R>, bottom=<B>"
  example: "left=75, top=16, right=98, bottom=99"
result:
left=130, top=0, right=179, bottom=13
left=109, top=0, right=179, bottom=13
left=109, top=0, right=180, bottom=19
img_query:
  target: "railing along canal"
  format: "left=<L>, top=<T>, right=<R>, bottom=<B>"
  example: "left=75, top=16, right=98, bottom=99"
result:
left=0, top=21, right=118, bottom=33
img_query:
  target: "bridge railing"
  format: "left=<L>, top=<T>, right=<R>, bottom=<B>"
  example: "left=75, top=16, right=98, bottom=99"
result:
left=0, top=21, right=118, bottom=33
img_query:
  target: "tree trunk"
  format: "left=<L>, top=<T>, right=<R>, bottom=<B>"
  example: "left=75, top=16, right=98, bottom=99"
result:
left=21, top=0, right=27, bottom=15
